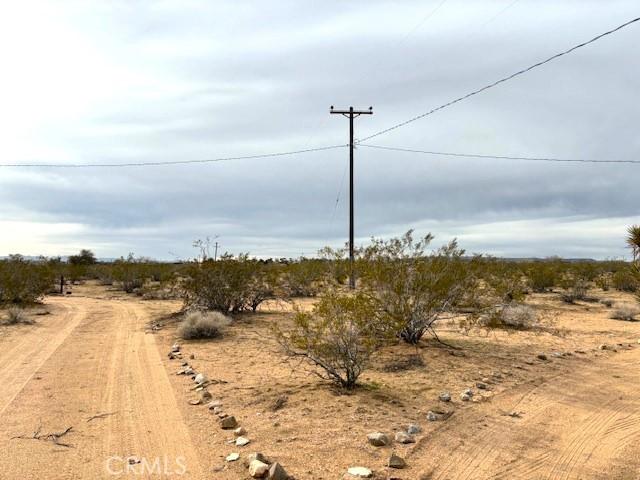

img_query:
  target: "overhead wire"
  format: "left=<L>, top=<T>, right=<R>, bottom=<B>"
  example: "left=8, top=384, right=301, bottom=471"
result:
left=357, top=16, right=640, bottom=143
left=0, top=144, right=348, bottom=168
left=359, top=143, right=640, bottom=164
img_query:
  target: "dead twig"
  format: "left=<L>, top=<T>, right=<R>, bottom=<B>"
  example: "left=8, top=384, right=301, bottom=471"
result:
left=11, top=423, right=75, bottom=448
left=86, top=411, right=118, bottom=422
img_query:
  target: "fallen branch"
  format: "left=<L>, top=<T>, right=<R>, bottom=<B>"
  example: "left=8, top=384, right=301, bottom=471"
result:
left=11, top=424, right=75, bottom=448
left=86, top=411, right=118, bottom=422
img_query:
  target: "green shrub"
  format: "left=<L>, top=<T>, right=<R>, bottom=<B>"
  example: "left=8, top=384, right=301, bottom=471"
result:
left=112, top=254, right=147, bottom=293
left=481, top=304, right=538, bottom=330
left=526, top=262, right=559, bottom=293
left=177, top=311, right=231, bottom=339
left=613, top=270, right=638, bottom=292
left=275, top=290, right=385, bottom=389
left=182, top=255, right=281, bottom=313
left=357, top=230, right=478, bottom=345
left=0, top=255, right=54, bottom=304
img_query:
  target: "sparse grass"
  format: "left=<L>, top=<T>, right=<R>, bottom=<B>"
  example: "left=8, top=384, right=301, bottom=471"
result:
left=177, top=311, right=231, bottom=339
left=3, top=307, right=33, bottom=325
left=610, top=305, right=640, bottom=322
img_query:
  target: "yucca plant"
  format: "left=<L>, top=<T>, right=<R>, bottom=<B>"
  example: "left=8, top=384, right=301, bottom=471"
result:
left=627, top=225, right=640, bottom=263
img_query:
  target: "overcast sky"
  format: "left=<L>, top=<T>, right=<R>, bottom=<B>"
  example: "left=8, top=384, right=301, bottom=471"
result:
left=1, top=0, right=639, bottom=260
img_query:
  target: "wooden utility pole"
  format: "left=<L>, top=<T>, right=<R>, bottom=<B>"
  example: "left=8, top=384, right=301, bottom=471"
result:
left=330, top=106, right=373, bottom=289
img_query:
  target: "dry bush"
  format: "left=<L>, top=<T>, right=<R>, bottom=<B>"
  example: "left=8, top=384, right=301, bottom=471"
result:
left=3, top=307, right=33, bottom=325
left=610, top=305, right=639, bottom=322
left=481, top=304, right=539, bottom=330
left=561, top=277, right=589, bottom=304
left=275, top=290, right=387, bottom=389
left=177, top=311, right=231, bottom=339
left=600, top=298, right=614, bottom=308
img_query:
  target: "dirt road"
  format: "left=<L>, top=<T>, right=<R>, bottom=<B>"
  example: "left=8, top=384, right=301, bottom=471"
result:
left=0, top=291, right=639, bottom=479
left=0, top=295, right=206, bottom=479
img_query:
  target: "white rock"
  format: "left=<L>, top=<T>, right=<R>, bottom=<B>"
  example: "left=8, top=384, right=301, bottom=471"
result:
left=234, top=427, right=247, bottom=436
left=226, top=452, right=240, bottom=462
left=407, top=424, right=421, bottom=434
left=366, top=432, right=390, bottom=446
left=194, top=373, right=207, bottom=384
left=249, top=459, right=269, bottom=477
left=236, top=436, right=250, bottom=446
left=439, top=392, right=451, bottom=402
left=394, top=431, right=415, bottom=444
left=347, top=467, right=373, bottom=478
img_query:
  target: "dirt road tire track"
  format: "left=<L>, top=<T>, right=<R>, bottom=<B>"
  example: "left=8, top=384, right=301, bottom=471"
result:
left=0, top=296, right=206, bottom=479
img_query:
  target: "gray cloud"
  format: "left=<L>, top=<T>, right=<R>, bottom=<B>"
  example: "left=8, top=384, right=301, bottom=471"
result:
left=1, top=0, right=639, bottom=259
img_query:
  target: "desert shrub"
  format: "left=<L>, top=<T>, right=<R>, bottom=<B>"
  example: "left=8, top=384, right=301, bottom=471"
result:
left=474, top=258, right=527, bottom=303
left=600, top=298, right=614, bottom=308
left=481, top=304, right=538, bottom=330
left=560, top=277, right=589, bottom=304
left=276, top=290, right=386, bottom=389
left=281, top=260, right=326, bottom=297
left=613, top=270, right=638, bottom=293
left=357, top=231, right=479, bottom=345
left=610, top=305, right=639, bottom=322
left=594, top=273, right=611, bottom=291
left=526, top=261, right=559, bottom=293
left=3, top=307, right=33, bottom=325
left=112, top=254, right=148, bottom=293
left=177, top=311, right=231, bottom=339
left=0, top=255, right=55, bottom=304
left=182, top=254, right=281, bottom=313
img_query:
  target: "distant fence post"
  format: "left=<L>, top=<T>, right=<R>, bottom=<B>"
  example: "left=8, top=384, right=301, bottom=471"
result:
left=60, top=275, right=64, bottom=294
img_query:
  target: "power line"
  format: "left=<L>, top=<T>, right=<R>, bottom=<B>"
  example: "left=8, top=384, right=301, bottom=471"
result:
left=359, top=143, right=640, bottom=164
left=358, top=16, right=640, bottom=143
left=0, top=144, right=348, bottom=168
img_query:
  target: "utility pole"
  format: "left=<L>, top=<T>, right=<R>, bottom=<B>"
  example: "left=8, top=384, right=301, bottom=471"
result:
left=214, top=241, right=219, bottom=261
left=330, top=105, right=373, bottom=289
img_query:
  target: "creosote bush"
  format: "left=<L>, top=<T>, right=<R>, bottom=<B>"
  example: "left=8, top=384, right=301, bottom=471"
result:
left=357, top=231, right=478, bottom=344
left=177, top=311, right=231, bottom=339
left=276, top=290, right=386, bottom=389
left=0, top=255, right=55, bottom=304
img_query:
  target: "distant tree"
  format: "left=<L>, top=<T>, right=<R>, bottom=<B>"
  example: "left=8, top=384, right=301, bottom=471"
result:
left=68, top=249, right=97, bottom=265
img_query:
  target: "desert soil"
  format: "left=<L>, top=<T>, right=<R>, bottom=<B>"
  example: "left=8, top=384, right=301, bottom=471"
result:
left=0, top=284, right=639, bottom=479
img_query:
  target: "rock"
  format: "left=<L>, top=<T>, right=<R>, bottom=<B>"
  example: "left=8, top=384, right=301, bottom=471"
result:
left=188, top=399, right=201, bottom=406
left=439, top=392, right=451, bottom=402
left=226, top=452, right=240, bottom=462
left=190, top=353, right=195, bottom=359
left=207, top=400, right=223, bottom=409
left=463, top=388, right=473, bottom=396
left=476, top=382, right=488, bottom=390
left=394, top=431, right=415, bottom=444
left=171, top=343, right=180, bottom=353
left=460, top=392, right=472, bottom=402
left=213, top=406, right=224, bottom=414
left=388, top=453, right=406, bottom=469
left=234, top=427, right=247, bottom=436
left=407, top=424, right=421, bottom=434
left=367, top=432, right=390, bottom=447
left=220, top=416, right=238, bottom=429
left=347, top=467, right=373, bottom=478
left=200, top=390, right=212, bottom=403
left=212, top=464, right=225, bottom=472
left=244, top=453, right=269, bottom=467
left=426, top=411, right=439, bottom=422
left=268, top=462, right=288, bottom=480
left=551, top=352, right=563, bottom=358
left=537, top=353, right=548, bottom=360
left=194, top=373, right=207, bottom=384
left=249, top=460, right=270, bottom=478
left=236, top=436, right=250, bottom=446
left=599, top=344, right=608, bottom=351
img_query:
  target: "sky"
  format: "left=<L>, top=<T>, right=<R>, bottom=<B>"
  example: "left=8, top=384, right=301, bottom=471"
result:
left=1, top=0, right=639, bottom=260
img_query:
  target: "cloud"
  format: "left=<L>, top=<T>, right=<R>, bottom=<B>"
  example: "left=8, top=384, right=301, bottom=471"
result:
left=1, top=0, right=639, bottom=259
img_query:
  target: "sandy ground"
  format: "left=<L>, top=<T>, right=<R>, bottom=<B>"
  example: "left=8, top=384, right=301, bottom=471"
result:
left=0, top=285, right=639, bottom=479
